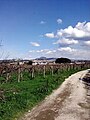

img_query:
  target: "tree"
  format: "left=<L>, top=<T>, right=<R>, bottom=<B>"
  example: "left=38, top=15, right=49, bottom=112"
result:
left=55, top=58, right=71, bottom=64
left=27, top=60, right=33, bottom=65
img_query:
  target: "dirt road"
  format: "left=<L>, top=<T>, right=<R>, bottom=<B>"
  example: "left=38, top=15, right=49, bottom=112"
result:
left=20, top=70, right=90, bottom=120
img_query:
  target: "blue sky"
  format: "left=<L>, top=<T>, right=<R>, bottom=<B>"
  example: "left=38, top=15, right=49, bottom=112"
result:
left=0, top=0, right=90, bottom=59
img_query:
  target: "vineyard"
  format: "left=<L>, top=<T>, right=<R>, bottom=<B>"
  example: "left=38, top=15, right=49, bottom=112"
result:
left=0, top=63, right=90, bottom=83
left=0, top=63, right=90, bottom=120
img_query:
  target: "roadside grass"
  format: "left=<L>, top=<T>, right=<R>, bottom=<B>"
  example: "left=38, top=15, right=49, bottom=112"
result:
left=0, top=68, right=86, bottom=120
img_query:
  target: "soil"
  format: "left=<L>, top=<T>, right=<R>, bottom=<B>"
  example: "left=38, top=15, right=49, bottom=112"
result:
left=20, top=70, right=90, bottom=120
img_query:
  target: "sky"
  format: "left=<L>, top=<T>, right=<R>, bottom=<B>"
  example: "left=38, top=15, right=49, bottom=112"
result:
left=0, top=0, right=90, bottom=60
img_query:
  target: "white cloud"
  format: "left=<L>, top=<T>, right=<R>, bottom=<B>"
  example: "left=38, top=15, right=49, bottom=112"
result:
left=45, top=50, right=56, bottom=54
left=29, top=49, right=56, bottom=56
left=44, top=21, right=90, bottom=41
left=75, top=21, right=86, bottom=29
left=84, top=41, right=90, bottom=46
left=36, top=49, right=49, bottom=53
left=56, top=22, right=90, bottom=40
left=29, top=21, right=90, bottom=59
left=46, top=50, right=53, bottom=54
left=40, top=21, right=46, bottom=24
left=30, top=42, right=40, bottom=47
left=57, top=22, right=90, bottom=39
left=36, top=50, right=42, bottom=53
left=57, top=26, right=85, bottom=38
left=71, top=49, right=90, bottom=60
left=28, top=47, right=90, bottom=60
left=58, top=47, right=76, bottom=52
left=53, top=38, right=78, bottom=45
left=52, top=21, right=90, bottom=50
left=45, top=32, right=55, bottom=38
left=57, top=18, right=62, bottom=24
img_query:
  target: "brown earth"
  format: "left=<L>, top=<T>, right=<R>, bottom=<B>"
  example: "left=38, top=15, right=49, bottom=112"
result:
left=20, top=70, right=90, bottom=120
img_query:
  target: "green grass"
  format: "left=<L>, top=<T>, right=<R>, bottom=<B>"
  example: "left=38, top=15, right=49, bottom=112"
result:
left=0, top=68, right=87, bottom=120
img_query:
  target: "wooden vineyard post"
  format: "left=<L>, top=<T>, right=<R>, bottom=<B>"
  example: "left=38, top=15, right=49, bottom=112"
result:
left=6, top=73, right=9, bottom=83
left=43, top=66, right=45, bottom=78
left=51, top=66, right=53, bottom=76
left=20, top=68, right=23, bottom=80
left=18, top=67, right=21, bottom=82
left=68, top=65, right=70, bottom=71
left=31, top=67, right=34, bottom=78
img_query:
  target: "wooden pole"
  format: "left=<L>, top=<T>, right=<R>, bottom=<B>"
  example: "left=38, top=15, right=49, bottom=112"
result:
left=43, top=66, right=45, bottom=78
left=32, top=67, right=34, bottom=78
left=51, top=66, right=53, bottom=76
left=6, top=73, right=9, bottom=83
left=18, top=68, right=21, bottom=82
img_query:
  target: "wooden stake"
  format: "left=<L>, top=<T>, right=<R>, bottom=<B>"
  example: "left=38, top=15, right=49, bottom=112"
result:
left=43, top=66, right=45, bottom=78
left=51, top=66, right=53, bottom=76
left=18, top=68, right=21, bottom=82
left=32, top=67, right=34, bottom=78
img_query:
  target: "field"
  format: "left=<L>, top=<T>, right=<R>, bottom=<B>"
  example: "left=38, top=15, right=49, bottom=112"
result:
left=0, top=63, right=90, bottom=120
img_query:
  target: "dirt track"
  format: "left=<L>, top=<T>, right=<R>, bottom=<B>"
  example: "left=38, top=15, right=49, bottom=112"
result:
left=20, top=70, right=90, bottom=120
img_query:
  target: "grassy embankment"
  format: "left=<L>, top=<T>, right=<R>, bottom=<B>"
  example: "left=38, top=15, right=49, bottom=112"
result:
left=0, top=68, right=85, bottom=120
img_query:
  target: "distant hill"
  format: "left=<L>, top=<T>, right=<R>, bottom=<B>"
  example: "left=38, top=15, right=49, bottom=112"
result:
left=36, top=57, right=47, bottom=60
left=35, top=57, right=56, bottom=61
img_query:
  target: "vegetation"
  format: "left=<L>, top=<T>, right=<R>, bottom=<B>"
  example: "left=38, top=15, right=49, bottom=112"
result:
left=55, top=58, right=71, bottom=64
left=27, top=60, right=33, bottom=65
left=0, top=67, right=87, bottom=120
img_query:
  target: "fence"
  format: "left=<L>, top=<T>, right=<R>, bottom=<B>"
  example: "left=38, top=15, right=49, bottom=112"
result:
left=0, top=63, right=90, bottom=83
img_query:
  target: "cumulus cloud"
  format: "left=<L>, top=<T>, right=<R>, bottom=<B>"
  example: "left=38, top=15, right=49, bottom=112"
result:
left=51, top=21, right=90, bottom=49
left=75, top=21, right=86, bottom=29
left=30, top=42, right=40, bottom=47
left=57, top=18, right=62, bottom=24
left=56, top=21, right=90, bottom=40
left=37, top=21, right=90, bottom=59
left=45, top=32, right=55, bottom=38
left=45, top=22, right=90, bottom=48
left=53, top=38, right=78, bottom=46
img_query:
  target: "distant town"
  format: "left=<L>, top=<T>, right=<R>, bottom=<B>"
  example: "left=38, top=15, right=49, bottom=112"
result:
left=0, top=57, right=90, bottom=65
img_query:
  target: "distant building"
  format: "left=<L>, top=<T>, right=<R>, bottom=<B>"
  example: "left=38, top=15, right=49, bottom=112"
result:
left=32, top=59, right=55, bottom=65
